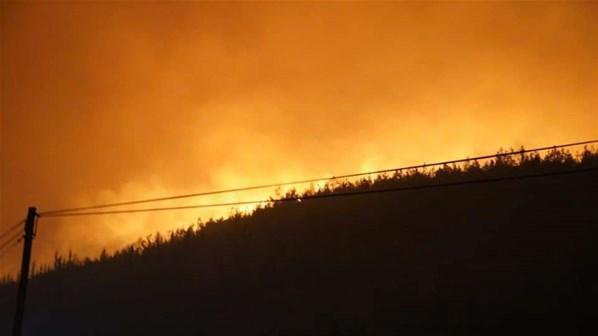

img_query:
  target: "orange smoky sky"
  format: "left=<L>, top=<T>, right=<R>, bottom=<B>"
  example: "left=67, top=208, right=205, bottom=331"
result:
left=1, top=1, right=597, bottom=275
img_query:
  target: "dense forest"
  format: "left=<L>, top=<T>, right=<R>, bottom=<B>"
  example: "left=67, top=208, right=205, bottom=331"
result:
left=1, top=148, right=597, bottom=335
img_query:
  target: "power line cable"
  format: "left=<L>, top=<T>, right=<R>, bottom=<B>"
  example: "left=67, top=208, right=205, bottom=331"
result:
left=39, top=166, right=598, bottom=218
left=0, top=220, right=24, bottom=242
left=0, top=241, right=19, bottom=260
left=0, top=231, right=22, bottom=252
left=0, top=240, right=19, bottom=256
left=39, top=139, right=598, bottom=216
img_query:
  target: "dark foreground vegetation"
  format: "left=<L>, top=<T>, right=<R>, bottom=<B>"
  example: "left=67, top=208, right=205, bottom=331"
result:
left=1, top=148, right=597, bottom=335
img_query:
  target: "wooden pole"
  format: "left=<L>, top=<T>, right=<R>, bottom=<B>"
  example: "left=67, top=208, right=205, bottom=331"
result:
left=12, top=207, right=36, bottom=336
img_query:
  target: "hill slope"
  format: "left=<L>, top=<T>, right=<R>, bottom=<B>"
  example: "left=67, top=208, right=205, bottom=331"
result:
left=1, top=149, right=597, bottom=335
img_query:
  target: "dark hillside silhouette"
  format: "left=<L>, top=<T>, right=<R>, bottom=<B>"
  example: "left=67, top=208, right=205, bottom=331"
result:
left=1, top=148, right=597, bottom=335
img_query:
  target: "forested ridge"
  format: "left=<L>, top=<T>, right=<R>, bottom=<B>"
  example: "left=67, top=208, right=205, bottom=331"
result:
left=1, top=148, right=597, bottom=335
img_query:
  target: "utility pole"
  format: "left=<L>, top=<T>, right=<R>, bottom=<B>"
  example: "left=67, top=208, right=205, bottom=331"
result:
left=12, top=207, right=37, bottom=336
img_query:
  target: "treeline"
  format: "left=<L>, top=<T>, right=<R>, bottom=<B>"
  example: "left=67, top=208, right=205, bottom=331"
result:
left=0, top=147, right=597, bottom=335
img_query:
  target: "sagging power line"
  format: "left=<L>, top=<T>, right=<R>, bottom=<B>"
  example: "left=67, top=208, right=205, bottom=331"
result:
left=39, top=166, right=598, bottom=218
left=0, top=221, right=25, bottom=248
left=0, top=232, right=23, bottom=256
left=38, top=139, right=598, bottom=216
left=0, top=222, right=25, bottom=259
left=0, top=241, right=20, bottom=260
left=0, top=220, right=25, bottom=242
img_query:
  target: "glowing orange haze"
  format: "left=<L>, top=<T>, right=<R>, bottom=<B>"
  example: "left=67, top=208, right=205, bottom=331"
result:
left=1, top=2, right=596, bottom=275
